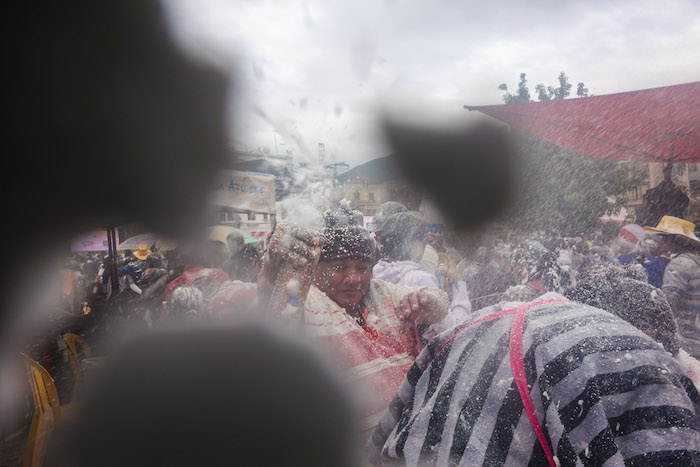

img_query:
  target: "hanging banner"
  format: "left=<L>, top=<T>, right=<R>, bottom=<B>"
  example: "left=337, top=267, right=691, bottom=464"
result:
left=210, top=170, right=276, bottom=214
left=71, top=229, right=119, bottom=252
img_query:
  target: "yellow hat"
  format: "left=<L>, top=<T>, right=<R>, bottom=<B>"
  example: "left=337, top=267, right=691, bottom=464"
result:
left=133, top=245, right=152, bottom=260
left=644, top=216, right=700, bottom=244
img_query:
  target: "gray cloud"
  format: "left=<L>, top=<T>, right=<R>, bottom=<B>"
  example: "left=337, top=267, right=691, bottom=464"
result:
left=164, top=0, right=700, bottom=166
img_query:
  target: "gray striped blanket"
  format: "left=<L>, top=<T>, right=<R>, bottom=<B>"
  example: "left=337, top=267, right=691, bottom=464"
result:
left=368, top=299, right=700, bottom=466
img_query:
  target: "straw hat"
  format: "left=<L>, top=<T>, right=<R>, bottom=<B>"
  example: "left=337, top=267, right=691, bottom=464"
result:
left=134, top=245, right=152, bottom=260
left=643, top=216, right=700, bottom=244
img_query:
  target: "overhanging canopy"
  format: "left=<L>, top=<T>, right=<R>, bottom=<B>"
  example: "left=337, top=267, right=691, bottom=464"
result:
left=465, top=81, right=700, bottom=163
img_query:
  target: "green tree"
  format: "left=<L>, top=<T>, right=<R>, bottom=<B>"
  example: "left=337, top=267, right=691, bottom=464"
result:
left=496, top=73, right=646, bottom=235
left=549, top=72, right=572, bottom=100
left=501, top=72, right=585, bottom=103
left=498, top=73, right=532, bottom=104
left=577, top=82, right=589, bottom=98
left=504, top=136, right=647, bottom=236
left=535, top=84, right=550, bottom=102
left=515, top=73, right=532, bottom=102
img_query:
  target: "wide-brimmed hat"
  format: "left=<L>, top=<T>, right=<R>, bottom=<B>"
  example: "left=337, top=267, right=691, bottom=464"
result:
left=134, top=245, right=152, bottom=260
left=644, top=216, right=700, bottom=244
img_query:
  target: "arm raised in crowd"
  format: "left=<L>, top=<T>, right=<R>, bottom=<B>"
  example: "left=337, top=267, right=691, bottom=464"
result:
left=257, top=222, right=320, bottom=307
left=395, top=290, right=449, bottom=326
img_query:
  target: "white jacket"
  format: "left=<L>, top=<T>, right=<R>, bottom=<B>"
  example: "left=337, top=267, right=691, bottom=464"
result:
left=373, top=259, right=472, bottom=340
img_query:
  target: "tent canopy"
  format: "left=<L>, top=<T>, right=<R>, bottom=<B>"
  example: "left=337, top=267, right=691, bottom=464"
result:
left=207, top=225, right=259, bottom=245
left=465, top=82, right=700, bottom=163
left=118, top=233, right=177, bottom=251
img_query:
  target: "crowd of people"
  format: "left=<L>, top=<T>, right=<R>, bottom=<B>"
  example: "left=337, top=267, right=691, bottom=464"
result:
left=26, top=201, right=700, bottom=465
left=7, top=1, right=699, bottom=464
left=32, top=232, right=263, bottom=401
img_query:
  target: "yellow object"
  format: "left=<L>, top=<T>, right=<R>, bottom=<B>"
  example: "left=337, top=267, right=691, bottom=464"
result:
left=644, top=216, right=700, bottom=244
left=63, top=333, right=92, bottom=387
left=208, top=225, right=233, bottom=244
left=21, top=354, right=68, bottom=467
left=133, top=244, right=152, bottom=260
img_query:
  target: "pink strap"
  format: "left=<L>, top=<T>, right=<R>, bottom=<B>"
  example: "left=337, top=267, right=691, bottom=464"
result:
left=435, top=299, right=567, bottom=466
left=437, top=307, right=517, bottom=355
left=509, top=300, right=566, bottom=467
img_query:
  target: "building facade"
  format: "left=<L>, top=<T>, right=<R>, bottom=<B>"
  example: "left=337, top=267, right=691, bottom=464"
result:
left=623, top=162, right=700, bottom=223
left=339, top=156, right=422, bottom=216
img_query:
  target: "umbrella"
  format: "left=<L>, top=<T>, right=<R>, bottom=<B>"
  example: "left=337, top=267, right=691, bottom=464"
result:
left=118, top=233, right=178, bottom=251
left=207, top=225, right=259, bottom=245
left=465, top=81, right=700, bottom=163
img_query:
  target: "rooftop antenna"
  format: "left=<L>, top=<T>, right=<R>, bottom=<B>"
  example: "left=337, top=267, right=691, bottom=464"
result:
left=324, top=161, right=349, bottom=178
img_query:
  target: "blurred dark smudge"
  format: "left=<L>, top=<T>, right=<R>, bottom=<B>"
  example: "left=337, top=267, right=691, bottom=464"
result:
left=46, top=321, right=358, bottom=467
left=2, top=0, right=229, bottom=331
left=383, top=119, right=518, bottom=231
left=1, top=1, right=522, bottom=465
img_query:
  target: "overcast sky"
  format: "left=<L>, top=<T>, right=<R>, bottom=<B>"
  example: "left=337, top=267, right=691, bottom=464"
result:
left=164, top=0, right=700, bottom=167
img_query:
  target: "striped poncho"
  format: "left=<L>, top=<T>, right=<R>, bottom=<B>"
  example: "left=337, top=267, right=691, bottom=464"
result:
left=369, top=298, right=700, bottom=466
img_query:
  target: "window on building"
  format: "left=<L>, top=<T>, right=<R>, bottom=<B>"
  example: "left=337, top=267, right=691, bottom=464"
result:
left=218, top=211, right=227, bottom=221
left=248, top=212, right=256, bottom=221
left=369, top=193, right=375, bottom=201
left=673, top=165, right=686, bottom=179
left=353, top=191, right=360, bottom=201
left=263, top=213, right=269, bottom=221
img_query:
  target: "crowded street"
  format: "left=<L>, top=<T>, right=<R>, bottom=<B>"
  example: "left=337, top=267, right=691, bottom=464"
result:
left=2, top=1, right=700, bottom=466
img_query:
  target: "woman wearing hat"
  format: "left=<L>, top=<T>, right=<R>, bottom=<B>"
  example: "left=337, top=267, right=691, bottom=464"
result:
left=645, top=216, right=700, bottom=358
left=259, top=219, right=450, bottom=434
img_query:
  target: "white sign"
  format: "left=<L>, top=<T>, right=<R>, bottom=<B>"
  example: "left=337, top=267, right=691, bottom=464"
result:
left=210, top=170, right=276, bottom=214
left=71, top=230, right=118, bottom=252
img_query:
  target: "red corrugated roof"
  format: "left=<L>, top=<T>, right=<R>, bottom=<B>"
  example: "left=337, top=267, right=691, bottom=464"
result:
left=465, top=81, right=700, bottom=163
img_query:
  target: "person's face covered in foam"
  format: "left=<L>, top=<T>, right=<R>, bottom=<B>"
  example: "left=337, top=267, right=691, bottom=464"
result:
left=313, top=224, right=375, bottom=313
left=315, top=258, right=372, bottom=311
